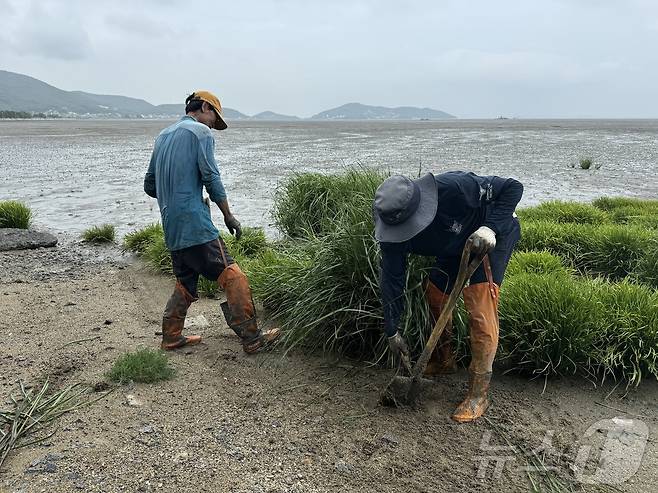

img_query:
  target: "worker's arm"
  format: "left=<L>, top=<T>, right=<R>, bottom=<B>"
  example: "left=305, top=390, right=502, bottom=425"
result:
left=143, top=149, right=157, bottom=198
left=197, top=134, right=242, bottom=238
left=480, top=176, right=524, bottom=235
left=197, top=134, right=227, bottom=205
left=380, top=242, right=408, bottom=337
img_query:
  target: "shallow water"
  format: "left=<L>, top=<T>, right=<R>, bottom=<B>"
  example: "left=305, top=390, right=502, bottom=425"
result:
left=1, top=119, right=657, bottom=238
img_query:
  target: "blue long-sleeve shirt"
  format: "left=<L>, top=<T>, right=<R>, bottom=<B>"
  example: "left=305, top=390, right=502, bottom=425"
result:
left=380, top=171, right=523, bottom=336
left=144, top=116, right=227, bottom=251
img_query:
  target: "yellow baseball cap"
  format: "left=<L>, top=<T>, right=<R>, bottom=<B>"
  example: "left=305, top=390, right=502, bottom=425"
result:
left=189, top=90, right=228, bottom=130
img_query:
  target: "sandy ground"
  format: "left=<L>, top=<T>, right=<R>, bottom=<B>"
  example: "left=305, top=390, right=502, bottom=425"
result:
left=0, top=241, right=656, bottom=493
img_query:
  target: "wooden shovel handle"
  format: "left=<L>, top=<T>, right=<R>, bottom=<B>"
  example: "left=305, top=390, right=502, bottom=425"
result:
left=411, top=241, right=486, bottom=379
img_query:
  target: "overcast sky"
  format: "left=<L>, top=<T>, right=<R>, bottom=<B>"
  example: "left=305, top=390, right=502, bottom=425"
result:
left=1, top=0, right=658, bottom=118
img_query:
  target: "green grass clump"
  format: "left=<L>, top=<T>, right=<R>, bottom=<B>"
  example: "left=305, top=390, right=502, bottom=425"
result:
left=505, top=251, right=569, bottom=277
left=592, top=197, right=658, bottom=229
left=123, top=223, right=163, bottom=254
left=518, top=221, right=656, bottom=284
left=107, top=348, right=174, bottom=384
left=224, top=227, right=268, bottom=259
left=143, top=233, right=173, bottom=274
left=579, top=157, right=592, bottom=169
left=82, top=224, right=115, bottom=243
left=516, top=201, right=609, bottom=225
left=273, top=168, right=386, bottom=238
left=499, top=274, right=658, bottom=385
left=0, top=200, right=32, bottom=229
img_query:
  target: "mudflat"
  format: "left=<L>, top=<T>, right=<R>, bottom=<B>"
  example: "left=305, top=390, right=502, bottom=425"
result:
left=1, top=241, right=656, bottom=492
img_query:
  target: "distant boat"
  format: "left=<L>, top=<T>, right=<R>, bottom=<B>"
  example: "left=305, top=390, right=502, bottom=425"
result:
left=496, top=116, right=509, bottom=120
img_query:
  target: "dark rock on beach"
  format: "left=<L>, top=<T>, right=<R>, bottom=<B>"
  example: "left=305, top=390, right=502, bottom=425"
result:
left=0, top=228, right=58, bottom=251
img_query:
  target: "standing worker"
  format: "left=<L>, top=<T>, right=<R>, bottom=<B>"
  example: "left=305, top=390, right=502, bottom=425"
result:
left=373, top=171, right=522, bottom=422
left=144, top=91, right=280, bottom=353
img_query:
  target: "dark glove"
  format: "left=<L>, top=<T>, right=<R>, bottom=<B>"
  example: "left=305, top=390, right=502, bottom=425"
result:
left=225, top=215, right=242, bottom=240
left=468, top=226, right=496, bottom=255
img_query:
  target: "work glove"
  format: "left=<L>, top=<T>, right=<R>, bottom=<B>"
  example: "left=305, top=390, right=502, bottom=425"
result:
left=468, top=226, right=496, bottom=255
left=225, top=215, right=242, bottom=240
left=388, top=332, right=410, bottom=360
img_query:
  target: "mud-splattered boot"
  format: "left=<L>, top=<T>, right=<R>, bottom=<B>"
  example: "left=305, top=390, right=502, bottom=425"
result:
left=423, top=281, right=457, bottom=377
left=161, top=281, right=202, bottom=350
left=451, top=281, right=499, bottom=423
left=218, top=263, right=281, bottom=354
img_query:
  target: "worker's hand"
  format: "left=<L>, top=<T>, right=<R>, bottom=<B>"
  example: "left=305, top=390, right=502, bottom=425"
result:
left=224, top=214, right=242, bottom=240
left=203, top=197, right=211, bottom=209
left=387, top=332, right=410, bottom=360
left=468, top=226, right=496, bottom=255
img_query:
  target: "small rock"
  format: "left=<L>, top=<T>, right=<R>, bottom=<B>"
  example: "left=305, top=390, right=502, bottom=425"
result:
left=184, top=315, right=209, bottom=330
left=139, top=425, right=155, bottom=434
left=64, top=301, right=76, bottom=307
left=381, top=434, right=400, bottom=446
left=125, top=394, right=143, bottom=407
left=334, top=460, right=353, bottom=474
left=104, top=319, right=113, bottom=325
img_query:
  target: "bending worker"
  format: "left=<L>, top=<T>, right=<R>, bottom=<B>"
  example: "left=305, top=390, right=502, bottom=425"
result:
left=144, top=90, right=280, bottom=353
left=373, top=171, right=522, bottom=422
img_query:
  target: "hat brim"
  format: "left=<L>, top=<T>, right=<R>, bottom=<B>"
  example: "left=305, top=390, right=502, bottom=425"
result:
left=213, top=111, right=228, bottom=130
left=374, top=172, right=438, bottom=243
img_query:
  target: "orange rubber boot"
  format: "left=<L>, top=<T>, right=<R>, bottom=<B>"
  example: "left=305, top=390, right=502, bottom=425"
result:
left=452, top=282, right=499, bottom=423
left=218, top=264, right=281, bottom=354
left=161, top=281, right=202, bottom=350
left=423, top=281, right=457, bottom=377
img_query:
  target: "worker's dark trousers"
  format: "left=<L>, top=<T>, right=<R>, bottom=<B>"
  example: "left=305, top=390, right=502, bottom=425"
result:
left=170, top=237, right=234, bottom=298
left=167, top=237, right=260, bottom=345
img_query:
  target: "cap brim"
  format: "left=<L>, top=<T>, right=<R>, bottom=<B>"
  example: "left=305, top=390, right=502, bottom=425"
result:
left=214, top=112, right=228, bottom=130
left=374, top=173, right=438, bottom=243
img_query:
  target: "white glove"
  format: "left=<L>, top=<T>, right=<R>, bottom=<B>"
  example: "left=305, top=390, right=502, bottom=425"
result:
left=469, top=226, right=496, bottom=255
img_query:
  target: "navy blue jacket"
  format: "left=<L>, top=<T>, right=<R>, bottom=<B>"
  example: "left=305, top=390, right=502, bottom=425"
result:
left=380, top=171, right=523, bottom=336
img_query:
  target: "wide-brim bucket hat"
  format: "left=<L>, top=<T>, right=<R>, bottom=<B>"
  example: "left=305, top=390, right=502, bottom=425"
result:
left=373, top=173, right=438, bottom=243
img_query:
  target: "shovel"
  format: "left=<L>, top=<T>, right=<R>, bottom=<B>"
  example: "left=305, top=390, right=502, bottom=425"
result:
left=380, top=240, right=486, bottom=407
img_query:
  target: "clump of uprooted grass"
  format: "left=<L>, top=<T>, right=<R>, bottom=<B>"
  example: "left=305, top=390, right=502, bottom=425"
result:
left=0, top=200, right=32, bottom=229
left=82, top=224, right=116, bottom=243
left=107, top=348, right=174, bottom=384
left=273, top=168, right=387, bottom=238
left=1, top=380, right=106, bottom=469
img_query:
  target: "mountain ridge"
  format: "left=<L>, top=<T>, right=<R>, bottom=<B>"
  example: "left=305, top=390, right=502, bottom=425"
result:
left=0, top=70, right=456, bottom=120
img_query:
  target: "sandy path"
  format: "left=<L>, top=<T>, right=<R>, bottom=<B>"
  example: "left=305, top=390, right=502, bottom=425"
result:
left=1, top=242, right=656, bottom=492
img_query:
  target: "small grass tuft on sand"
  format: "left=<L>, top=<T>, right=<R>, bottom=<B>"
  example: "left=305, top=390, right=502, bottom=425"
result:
left=0, top=200, right=32, bottom=229
left=82, top=224, right=116, bottom=243
left=107, top=348, right=174, bottom=384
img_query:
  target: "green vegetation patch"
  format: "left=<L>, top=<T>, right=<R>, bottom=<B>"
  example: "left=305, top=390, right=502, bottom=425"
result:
left=0, top=200, right=32, bottom=229
left=273, top=168, right=386, bottom=238
left=107, top=348, right=174, bottom=384
left=516, top=200, right=610, bottom=225
left=245, top=169, right=658, bottom=385
left=123, top=223, right=163, bottom=255
left=82, top=224, right=116, bottom=243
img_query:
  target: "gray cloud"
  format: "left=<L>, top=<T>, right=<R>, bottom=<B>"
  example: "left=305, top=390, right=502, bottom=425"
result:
left=4, top=1, right=92, bottom=60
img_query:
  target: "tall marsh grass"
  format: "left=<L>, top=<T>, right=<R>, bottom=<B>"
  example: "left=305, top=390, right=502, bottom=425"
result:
left=0, top=200, right=32, bottom=229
